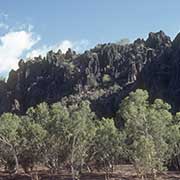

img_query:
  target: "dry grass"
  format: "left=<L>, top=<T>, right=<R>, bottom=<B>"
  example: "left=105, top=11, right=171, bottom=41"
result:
left=0, top=165, right=180, bottom=180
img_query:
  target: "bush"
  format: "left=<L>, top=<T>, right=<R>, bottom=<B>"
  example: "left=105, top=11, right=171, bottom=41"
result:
left=102, top=74, right=111, bottom=83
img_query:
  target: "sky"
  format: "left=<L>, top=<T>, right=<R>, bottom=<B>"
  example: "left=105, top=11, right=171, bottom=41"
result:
left=0, top=0, right=180, bottom=76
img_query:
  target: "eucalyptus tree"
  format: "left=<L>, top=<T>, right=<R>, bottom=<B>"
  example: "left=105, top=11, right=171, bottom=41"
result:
left=92, top=118, right=125, bottom=180
left=67, top=101, right=96, bottom=180
left=118, top=89, right=172, bottom=179
left=18, top=115, right=47, bottom=173
left=0, top=113, right=21, bottom=173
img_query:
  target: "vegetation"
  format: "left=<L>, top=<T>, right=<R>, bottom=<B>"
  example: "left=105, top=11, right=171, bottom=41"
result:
left=102, top=74, right=111, bottom=83
left=0, top=89, right=180, bottom=179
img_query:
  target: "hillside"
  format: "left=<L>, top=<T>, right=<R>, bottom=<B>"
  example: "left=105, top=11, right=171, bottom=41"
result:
left=0, top=30, right=180, bottom=117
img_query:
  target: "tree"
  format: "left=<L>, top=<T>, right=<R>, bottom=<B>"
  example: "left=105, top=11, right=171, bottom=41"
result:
left=166, top=112, right=180, bottom=170
left=147, top=99, right=172, bottom=168
left=26, top=101, right=71, bottom=172
left=67, top=101, right=96, bottom=180
left=92, top=118, right=125, bottom=180
left=117, top=89, right=149, bottom=143
left=0, top=113, right=21, bottom=173
left=118, top=89, right=172, bottom=178
left=44, top=102, right=71, bottom=172
left=30, top=100, right=97, bottom=179
left=133, top=135, right=157, bottom=180
left=27, top=102, right=50, bottom=129
left=18, top=115, right=47, bottom=173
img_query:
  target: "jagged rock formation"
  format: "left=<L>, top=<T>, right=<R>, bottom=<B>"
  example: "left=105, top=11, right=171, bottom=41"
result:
left=1, top=31, right=180, bottom=117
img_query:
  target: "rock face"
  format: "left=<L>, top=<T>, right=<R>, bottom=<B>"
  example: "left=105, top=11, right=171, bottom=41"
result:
left=1, top=31, right=180, bottom=117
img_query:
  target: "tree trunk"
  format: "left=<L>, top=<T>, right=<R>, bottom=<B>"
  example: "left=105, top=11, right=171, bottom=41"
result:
left=152, top=168, right=157, bottom=180
left=0, top=137, right=19, bottom=174
left=71, top=165, right=75, bottom=180
left=12, top=149, right=19, bottom=173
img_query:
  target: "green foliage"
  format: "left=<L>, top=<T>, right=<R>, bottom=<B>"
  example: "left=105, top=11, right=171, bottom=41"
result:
left=67, top=101, right=96, bottom=178
left=93, top=118, right=125, bottom=169
left=0, top=113, right=21, bottom=143
left=0, top=88, right=178, bottom=178
left=20, top=116, right=47, bottom=144
left=18, top=116, right=47, bottom=172
left=133, top=135, right=157, bottom=179
left=166, top=112, right=180, bottom=170
left=109, top=83, right=122, bottom=93
left=118, top=89, right=172, bottom=177
left=117, top=89, right=149, bottom=141
left=0, top=113, right=21, bottom=172
left=102, top=74, right=111, bottom=83
left=87, top=74, right=98, bottom=88
left=27, top=102, right=50, bottom=128
left=44, top=102, right=71, bottom=170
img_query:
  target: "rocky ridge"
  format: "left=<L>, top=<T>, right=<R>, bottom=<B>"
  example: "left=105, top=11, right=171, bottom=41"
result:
left=1, top=31, right=180, bottom=118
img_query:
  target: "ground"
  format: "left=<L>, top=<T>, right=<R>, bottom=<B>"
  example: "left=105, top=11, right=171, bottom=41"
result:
left=0, top=165, right=180, bottom=180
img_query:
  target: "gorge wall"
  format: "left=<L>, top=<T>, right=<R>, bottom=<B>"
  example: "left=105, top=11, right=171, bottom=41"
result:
left=1, top=31, right=180, bottom=117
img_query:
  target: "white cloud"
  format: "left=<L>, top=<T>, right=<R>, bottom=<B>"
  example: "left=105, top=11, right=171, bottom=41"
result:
left=27, top=39, right=90, bottom=58
left=26, top=45, right=51, bottom=58
left=26, top=40, right=73, bottom=58
left=73, top=40, right=90, bottom=52
left=56, top=40, right=73, bottom=53
left=0, top=11, right=90, bottom=76
left=0, top=30, right=40, bottom=72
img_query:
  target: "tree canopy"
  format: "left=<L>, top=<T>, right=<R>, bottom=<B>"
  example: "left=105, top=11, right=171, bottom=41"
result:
left=0, top=89, right=180, bottom=180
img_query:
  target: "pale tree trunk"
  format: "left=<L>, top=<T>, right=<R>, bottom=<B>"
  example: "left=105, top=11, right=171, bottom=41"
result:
left=151, top=168, right=157, bottom=180
left=12, top=149, right=18, bottom=173
left=71, top=135, right=76, bottom=180
left=0, top=136, right=19, bottom=173
left=103, top=161, right=110, bottom=180
left=71, top=164, right=75, bottom=180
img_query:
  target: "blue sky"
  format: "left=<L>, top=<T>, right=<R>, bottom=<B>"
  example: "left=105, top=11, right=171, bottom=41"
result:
left=0, top=0, right=180, bottom=75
